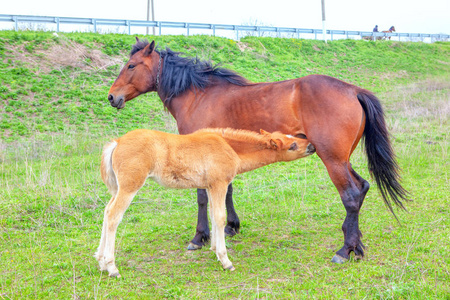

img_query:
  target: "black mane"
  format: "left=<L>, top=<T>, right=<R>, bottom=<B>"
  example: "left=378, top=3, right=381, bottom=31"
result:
left=130, top=40, right=250, bottom=107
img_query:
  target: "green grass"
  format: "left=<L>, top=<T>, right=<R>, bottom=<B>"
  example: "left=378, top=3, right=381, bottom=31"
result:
left=0, top=31, right=449, bottom=299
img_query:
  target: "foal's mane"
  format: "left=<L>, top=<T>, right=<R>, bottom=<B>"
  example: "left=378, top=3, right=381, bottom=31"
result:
left=131, top=40, right=251, bottom=107
left=197, top=128, right=271, bottom=146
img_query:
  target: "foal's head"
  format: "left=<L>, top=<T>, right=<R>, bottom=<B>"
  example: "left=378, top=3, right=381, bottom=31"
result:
left=259, top=129, right=316, bottom=161
left=108, top=38, right=159, bottom=109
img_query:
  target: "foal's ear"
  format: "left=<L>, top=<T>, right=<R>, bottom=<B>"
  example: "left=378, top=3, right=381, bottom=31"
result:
left=143, top=40, right=156, bottom=56
left=288, top=142, right=298, bottom=151
left=260, top=129, right=270, bottom=135
left=270, top=139, right=283, bottom=150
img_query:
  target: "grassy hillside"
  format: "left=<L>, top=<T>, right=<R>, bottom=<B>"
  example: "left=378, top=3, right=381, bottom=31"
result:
left=0, top=31, right=449, bottom=299
left=0, top=31, right=448, bottom=140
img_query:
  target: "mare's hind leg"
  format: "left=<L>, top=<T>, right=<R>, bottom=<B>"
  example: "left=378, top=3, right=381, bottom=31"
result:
left=322, top=160, right=368, bottom=263
left=188, top=184, right=240, bottom=250
left=333, top=166, right=370, bottom=262
left=350, top=166, right=370, bottom=210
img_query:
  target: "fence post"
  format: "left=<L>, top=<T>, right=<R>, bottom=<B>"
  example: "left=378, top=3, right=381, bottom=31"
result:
left=212, top=25, right=215, bottom=36
left=13, top=16, right=18, bottom=31
left=93, top=19, right=97, bottom=33
left=186, top=23, right=189, bottom=36
left=127, top=21, right=130, bottom=35
left=158, top=22, right=161, bottom=36
left=55, top=17, right=60, bottom=32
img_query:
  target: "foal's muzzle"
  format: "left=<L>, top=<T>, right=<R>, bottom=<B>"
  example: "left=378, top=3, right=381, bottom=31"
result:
left=306, top=143, right=316, bottom=155
left=108, top=94, right=125, bottom=109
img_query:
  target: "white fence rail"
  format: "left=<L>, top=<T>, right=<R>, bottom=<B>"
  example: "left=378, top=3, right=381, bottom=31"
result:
left=1, top=14, right=448, bottom=42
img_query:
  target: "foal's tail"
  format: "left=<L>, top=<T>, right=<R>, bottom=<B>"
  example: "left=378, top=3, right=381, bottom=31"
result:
left=101, top=140, right=119, bottom=196
left=357, top=92, right=409, bottom=217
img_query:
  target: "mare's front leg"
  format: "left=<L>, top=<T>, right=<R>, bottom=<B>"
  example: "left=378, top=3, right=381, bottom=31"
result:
left=188, top=184, right=240, bottom=250
left=187, top=189, right=210, bottom=250
left=225, top=183, right=240, bottom=237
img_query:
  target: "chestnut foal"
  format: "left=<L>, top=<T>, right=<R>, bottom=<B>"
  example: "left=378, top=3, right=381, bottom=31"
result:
left=95, top=128, right=315, bottom=277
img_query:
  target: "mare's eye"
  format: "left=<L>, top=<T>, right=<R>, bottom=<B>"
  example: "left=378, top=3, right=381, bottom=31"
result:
left=128, top=64, right=135, bottom=69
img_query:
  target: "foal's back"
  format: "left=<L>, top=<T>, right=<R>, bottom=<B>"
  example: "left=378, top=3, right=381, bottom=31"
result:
left=112, top=129, right=240, bottom=190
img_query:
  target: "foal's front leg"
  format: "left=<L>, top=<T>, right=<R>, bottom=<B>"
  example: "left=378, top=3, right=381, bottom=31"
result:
left=188, top=184, right=240, bottom=250
left=207, top=184, right=234, bottom=271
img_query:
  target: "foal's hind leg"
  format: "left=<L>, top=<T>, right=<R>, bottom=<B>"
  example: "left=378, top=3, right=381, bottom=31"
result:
left=96, top=190, right=136, bottom=277
left=95, top=196, right=115, bottom=271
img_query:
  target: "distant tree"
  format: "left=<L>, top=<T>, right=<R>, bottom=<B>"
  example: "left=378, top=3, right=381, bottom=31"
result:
left=241, top=18, right=275, bottom=38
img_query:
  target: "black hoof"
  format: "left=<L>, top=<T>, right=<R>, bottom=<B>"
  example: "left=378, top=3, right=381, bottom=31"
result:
left=331, top=254, right=348, bottom=264
left=187, top=242, right=202, bottom=251
left=224, top=226, right=237, bottom=237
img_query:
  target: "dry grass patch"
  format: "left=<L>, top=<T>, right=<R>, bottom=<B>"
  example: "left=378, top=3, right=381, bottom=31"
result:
left=6, top=37, right=122, bottom=73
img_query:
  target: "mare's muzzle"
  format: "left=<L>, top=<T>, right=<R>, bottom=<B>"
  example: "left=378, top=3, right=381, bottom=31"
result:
left=108, top=94, right=125, bottom=109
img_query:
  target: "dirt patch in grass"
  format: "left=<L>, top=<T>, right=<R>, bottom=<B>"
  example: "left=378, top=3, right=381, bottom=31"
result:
left=7, top=38, right=122, bottom=73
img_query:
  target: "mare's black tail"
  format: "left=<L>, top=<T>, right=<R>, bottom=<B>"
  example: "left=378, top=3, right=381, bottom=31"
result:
left=357, top=92, right=409, bottom=218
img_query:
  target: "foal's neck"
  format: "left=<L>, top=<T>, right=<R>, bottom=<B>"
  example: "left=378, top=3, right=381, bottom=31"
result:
left=205, top=129, right=280, bottom=174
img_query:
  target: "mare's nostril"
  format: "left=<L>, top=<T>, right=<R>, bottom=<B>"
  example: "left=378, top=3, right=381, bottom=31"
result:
left=108, top=94, right=114, bottom=102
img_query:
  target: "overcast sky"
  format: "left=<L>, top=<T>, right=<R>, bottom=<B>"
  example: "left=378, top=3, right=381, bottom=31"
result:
left=2, top=0, right=449, bottom=35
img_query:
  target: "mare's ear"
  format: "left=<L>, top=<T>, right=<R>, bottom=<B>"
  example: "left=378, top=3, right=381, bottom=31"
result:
left=143, top=40, right=156, bottom=56
left=135, top=36, right=140, bottom=43
left=260, top=129, right=270, bottom=135
left=270, top=139, right=283, bottom=150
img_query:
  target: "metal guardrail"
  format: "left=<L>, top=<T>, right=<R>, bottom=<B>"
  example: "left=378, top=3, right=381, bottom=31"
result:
left=0, top=14, right=448, bottom=42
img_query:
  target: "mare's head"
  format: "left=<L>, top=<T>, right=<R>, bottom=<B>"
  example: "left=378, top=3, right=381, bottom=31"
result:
left=260, top=129, right=316, bottom=161
left=108, top=38, right=159, bottom=109
left=390, top=26, right=396, bottom=32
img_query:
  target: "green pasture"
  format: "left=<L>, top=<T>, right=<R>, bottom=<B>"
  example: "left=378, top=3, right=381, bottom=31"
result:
left=0, top=31, right=449, bottom=299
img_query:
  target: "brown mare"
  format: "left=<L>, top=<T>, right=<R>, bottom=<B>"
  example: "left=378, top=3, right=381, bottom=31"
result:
left=107, top=38, right=409, bottom=264
left=96, top=128, right=314, bottom=276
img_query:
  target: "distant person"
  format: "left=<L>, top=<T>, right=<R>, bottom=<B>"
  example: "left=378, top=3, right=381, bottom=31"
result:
left=373, top=25, right=379, bottom=32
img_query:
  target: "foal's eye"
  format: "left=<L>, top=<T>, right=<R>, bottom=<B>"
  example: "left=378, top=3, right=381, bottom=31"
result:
left=288, top=143, right=298, bottom=151
left=128, top=64, right=135, bottom=69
